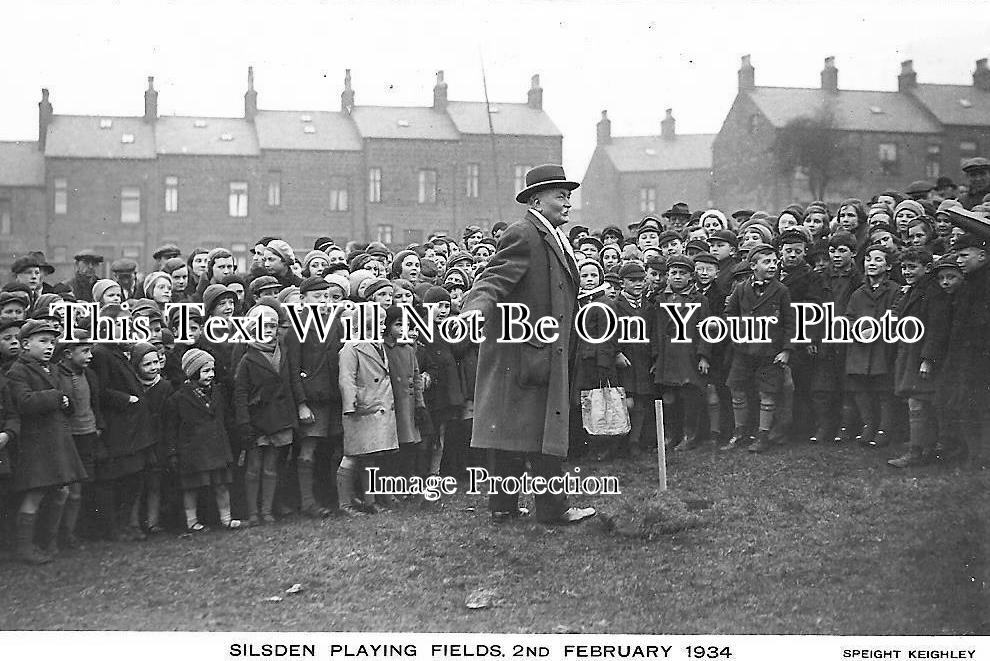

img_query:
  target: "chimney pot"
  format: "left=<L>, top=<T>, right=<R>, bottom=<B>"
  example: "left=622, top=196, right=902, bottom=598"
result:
left=244, top=66, right=258, bottom=122
left=738, top=54, right=755, bottom=91
left=433, top=70, right=448, bottom=111
left=898, top=59, right=918, bottom=92
left=38, top=88, right=53, bottom=152
left=144, top=75, right=158, bottom=123
left=341, top=69, right=355, bottom=113
left=974, top=58, right=990, bottom=92
left=596, top=108, right=611, bottom=146
left=527, top=73, right=543, bottom=110
left=661, top=108, right=676, bottom=139
left=821, top=56, right=838, bottom=93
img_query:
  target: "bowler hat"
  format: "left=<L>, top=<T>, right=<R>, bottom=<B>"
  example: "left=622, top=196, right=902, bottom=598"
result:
left=30, top=252, right=55, bottom=275
left=11, top=255, right=40, bottom=275
left=515, top=164, right=580, bottom=203
left=662, top=202, right=690, bottom=218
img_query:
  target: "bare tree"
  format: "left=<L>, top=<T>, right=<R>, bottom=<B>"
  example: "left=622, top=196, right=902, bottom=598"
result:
left=773, top=108, right=843, bottom=201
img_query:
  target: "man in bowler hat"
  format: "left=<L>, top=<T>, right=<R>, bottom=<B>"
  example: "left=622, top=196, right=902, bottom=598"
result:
left=460, top=164, right=596, bottom=525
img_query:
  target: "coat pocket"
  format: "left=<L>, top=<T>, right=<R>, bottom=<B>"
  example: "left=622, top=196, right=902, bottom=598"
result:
left=516, top=339, right=551, bottom=389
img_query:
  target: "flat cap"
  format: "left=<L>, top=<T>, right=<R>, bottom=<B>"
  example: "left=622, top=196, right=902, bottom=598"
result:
left=74, top=249, right=104, bottom=263
left=618, top=262, right=646, bottom=279
left=665, top=255, right=695, bottom=271
left=18, top=318, right=59, bottom=340
left=110, top=258, right=138, bottom=273
left=152, top=243, right=182, bottom=261
left=961, top=157, right=990, bottom=173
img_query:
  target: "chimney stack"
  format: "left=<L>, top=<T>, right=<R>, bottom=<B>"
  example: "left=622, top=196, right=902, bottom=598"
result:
left=596, top=110, right=611, bottom=146
left=898, top=60, right=917, bottom=92
left=433, top=70, right=448, bottom=111
left=341, top=69, right=355, bottom=114
left=144, top=76, right=158, bottom=123
left=974, top=58, right=990, bottom=92
left=38, top=88, right=52, bottom=153
left=661, top=108, right=676, bottom=139
left=527, top=74, right=543, bottom=110
left=738, top=55, right=755, bottom=91
left=821, top=56, right=838, bottom=93
left=244, top=66, right=258, bottom=122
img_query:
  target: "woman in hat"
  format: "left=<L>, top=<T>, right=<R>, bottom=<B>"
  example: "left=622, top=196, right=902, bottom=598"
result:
left=143, top=271, right=173, bottom=312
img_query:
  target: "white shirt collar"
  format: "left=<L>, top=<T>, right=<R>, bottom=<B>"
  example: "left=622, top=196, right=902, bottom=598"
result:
left=529, top=209, right=578, bottom=265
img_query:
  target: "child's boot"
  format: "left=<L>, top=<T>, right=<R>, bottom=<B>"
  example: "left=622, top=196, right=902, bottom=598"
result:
left=16, top=513, right=51, bottom=565
left=748, top=429, right=773, bottom=453
left=335, top=458, right=365, bottom=516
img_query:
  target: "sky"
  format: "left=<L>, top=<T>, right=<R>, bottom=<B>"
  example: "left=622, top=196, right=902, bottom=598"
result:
left=2, top=0, right=989, bottom=205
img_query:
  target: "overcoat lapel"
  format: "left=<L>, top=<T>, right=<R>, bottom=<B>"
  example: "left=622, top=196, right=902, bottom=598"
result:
left=527, top=211, right=579, bottom=286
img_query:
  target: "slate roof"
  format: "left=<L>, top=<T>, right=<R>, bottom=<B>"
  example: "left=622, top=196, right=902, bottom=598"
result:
left=745, top=87, right=941, bottom=134
left=445, top=101, right=561, bottom=136
left=349, top=106, right=460, bottom=140
left=155, top=116, right=259, bottom=156
left=254, top=110, right=362, bottom=151
left=0, top=141, right=45, bottom=187
left=603, top=134, right=715, bottom=173
left=909, top=84, right=990, bottom=127
left=45, top=115, right=156, bottom=159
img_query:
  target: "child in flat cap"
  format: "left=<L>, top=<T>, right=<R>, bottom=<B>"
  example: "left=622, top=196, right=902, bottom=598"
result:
left=7, top=319, right=85, bottom=564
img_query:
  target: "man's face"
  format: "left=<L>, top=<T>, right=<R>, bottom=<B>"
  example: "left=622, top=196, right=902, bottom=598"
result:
left=780, top=242, right=806, bottom=269
left=114, top=272, right=134, bottom=289
left=252, top=245, right=267, bottom=268
left=16, top=267, right=41, bottom=289
left=76, top=260, right=98, bottom=277
left=533, top=188, right=571, bottom=226
left=938, top=268, right=964, bottom=293
left=956, top=247, right=987, bottom=274
left=213, top=256, right=235, bottom=280
left=968, top=168, right=990, bottom=192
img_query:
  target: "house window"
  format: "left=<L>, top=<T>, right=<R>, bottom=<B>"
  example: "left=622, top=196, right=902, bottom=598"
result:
left=961, top=140, right=979, bottom=168
left=377, top=224, right=393, bottom=245
left=330, top=176, right=349, bottom=211
left=368, top=167, right=382, bottom=203
left=514, top=165, right=531, bottom=194
left=122, top=246, right=141, bottom=264
left=465, top=163, right=480, bottom=198
left=267, top=171, right=281, bottom=208
left=164, top=176, right=179, bottom=213
left=926, top=144, right=941, bottom=179
left=53, top=178, right=67, bottom=215
left=228, top=182, right=248, bottom=217
left=878, top=143, right=898, bottom=175
left=639, top=187, right=656, bottom=213
left=120, top=186, right=141, bottom=223
left=231, top=243, right=248, bottom=272
left=418, top=169, right=437, bottom=204
left=404, top=228, right=423, bottom=245
left=0, top=198, right=10, bottom=235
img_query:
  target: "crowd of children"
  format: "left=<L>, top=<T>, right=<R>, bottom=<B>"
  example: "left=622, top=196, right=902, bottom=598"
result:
left=0, top=180, right=988, bottom=565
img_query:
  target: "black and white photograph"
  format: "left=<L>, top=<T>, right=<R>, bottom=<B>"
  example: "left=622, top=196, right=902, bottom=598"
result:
left=0, top=0, right=988, bottom=648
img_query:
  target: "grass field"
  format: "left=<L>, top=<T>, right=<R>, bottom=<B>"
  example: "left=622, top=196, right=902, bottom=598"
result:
left=1, top=440, right=987, bottom=634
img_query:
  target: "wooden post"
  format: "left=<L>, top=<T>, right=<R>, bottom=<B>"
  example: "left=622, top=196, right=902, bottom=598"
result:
left=655, top=399, right=667, bottom=492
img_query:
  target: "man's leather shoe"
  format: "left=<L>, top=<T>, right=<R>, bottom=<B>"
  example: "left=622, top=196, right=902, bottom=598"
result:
left=491, top=507, right=530, bottom=523
left=545, top=507, right=596, bottom=525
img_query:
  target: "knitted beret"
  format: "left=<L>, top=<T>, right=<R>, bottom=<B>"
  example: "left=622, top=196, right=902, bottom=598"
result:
left=266, top=239, right=295, bottom=265
left=181, top=348, right=214, bottom=378
left=423, top=286, right=451, bottom=304
left=323, top=273, right=351, bottom=298
left=359, top=277, right=393, bottom=301
left=303, top=250, right=331, bottom=272
left=92, top=279, right=122, bottom=303
left=143, top=271, right=172, bottom=299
